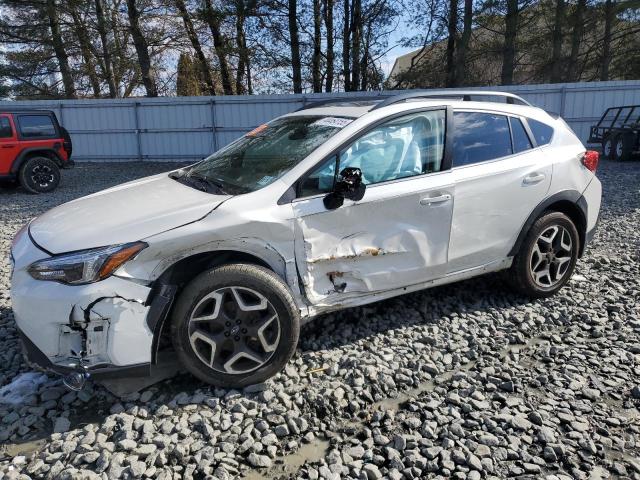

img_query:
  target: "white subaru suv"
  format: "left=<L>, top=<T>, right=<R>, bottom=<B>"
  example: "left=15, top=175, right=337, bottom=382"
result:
left=10, top=91, right=602, bottom=389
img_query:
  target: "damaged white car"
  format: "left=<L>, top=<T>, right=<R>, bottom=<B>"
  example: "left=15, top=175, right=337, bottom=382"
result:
left=10, top=91, right=602, bottom=389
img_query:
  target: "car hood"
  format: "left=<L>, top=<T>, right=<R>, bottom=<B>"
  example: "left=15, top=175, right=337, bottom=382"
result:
left=29, top=172, right=229, bottom=253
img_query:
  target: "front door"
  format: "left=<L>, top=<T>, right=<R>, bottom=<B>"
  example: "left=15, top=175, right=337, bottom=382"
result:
left=0, top=115, right=18, bottom=175
left=447, top=111, right=553, bottom=272
left=292, top=108, right=454, bottom=306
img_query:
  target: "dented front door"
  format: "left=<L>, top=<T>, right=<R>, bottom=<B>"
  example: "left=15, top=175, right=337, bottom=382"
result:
left=292, top=172, right=455, bottom=306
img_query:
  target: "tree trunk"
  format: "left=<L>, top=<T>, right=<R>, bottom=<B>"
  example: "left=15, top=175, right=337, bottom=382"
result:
left=312, top=0, right=322, bottom=92
left=350, top=0, right=362, bottom=91
left=567, top=0, right=586, bottom=81
left=501, top=0, right=518, bottom=85
left=455, top=0, right=472, bottom=86
left=126, top=0, right=158, bottom=97
left=342, top=0, right=351, bottom=91
left=95, top=0, right=117, bottom=97
left=288, top=0, right=302, bottom=93
left=45, top=0, right=76, bottom=98
left=203, top=0, right=233, bottom=95
left=550, top=0, right=565, bottom=83
left=174, top=0, right=216, bottom=95
left=68, top=3, right=102, bottom=97
left=323, top=0, right=334, bottom=92
left=445, top=0, right=458, bottom=87
left=235, top=3, right=249, bottom=94
left=600, top=0, right=614, bottom=81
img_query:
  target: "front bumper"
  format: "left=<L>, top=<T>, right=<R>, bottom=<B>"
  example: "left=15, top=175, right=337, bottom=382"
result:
left=10, top=230, right=155, bottom=378
left=17, top=328, right=150, bottom=379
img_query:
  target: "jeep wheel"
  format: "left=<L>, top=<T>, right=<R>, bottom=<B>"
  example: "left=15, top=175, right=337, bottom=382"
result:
left=171, top=264, right=300, bottom=388
left=19, top=156, right=60, bottom=194
left=510, top=212, right=579, bottom=298
left=602, top=135, right=613, bottom=159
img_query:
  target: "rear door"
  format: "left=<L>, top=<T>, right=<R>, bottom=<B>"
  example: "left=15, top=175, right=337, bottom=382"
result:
left=447, top=110, right=552, bottom=273
left=0, top=115, right=18, bottom=175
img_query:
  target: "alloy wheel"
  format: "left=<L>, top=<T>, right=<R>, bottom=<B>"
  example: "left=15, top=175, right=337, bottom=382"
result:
left=529, top=225, right=573, bottom=288
left=187, top=286, right=281, bottom=374
left=30, top=164, right=55, bottom=188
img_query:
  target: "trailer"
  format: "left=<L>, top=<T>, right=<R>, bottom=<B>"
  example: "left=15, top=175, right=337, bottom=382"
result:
left=588, top=105, right=640, bottom=161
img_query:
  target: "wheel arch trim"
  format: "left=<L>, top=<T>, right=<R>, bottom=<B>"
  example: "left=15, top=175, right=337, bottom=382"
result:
left=509, top=190, right=588, bottom=258
left=10, top=147, right=64, bottom=174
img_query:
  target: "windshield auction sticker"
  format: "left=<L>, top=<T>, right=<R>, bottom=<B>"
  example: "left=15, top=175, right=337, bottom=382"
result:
left=312, top=117, right=353, bottom=129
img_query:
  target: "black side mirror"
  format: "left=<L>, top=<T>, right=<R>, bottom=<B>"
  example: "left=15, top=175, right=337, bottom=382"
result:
left=323, top=167, right=366, bottom=210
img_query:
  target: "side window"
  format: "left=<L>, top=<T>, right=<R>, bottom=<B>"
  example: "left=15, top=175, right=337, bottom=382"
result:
left=528, top=119, right=554, bottom=146
left=341, top=110, right=446, bottom=186
left=18, top=115, right=56, bottom=138
left=299, top=155, right=337, bottom=197
left=297, top=110, right=446, bottom=197
left=452, top=112, right=512, bottom=167
left=0, top=117, right=12, bottom=138
left=510, top=117, right=532, bottom=153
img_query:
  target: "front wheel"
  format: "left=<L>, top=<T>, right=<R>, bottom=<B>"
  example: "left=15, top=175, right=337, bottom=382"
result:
left=18, top=156, right=60, bottom=193
left=170, top=263, right=300, bottom=388
left=509, top=212, right=580, bottom=298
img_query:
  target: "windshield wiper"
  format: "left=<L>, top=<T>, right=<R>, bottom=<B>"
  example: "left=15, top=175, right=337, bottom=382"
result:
left=169, top=170, right=226, bottom=194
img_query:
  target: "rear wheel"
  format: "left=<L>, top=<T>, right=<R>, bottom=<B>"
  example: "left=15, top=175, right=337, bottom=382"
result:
left=171, top=263, right=300, bottom=388
left=18, top=156, right=60, bottom=194
left=510, top=212, right=579, bottom=298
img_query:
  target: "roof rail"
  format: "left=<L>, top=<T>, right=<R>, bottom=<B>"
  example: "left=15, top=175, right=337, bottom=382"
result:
left=370, top=90, right=531, bottom=110
left=296, top=95, right=391, bottom=112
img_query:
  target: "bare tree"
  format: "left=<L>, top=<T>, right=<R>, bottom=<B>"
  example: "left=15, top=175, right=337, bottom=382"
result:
left=174, top=0, right=217, bottom=95
left=94, top=0, right=117, bottom=97
left=323, top=0, right=335, bottom=91
left=202, top=0, right=233, bottom=94
left=501, top=0, right=519, bottom=84
left=125, top=0, right=158, bottom=96
left=550, top=0, right=565, bottom=82
left=600, top=0, right=614, bottom=80
left=445, top=0, right=458, bottom=87
left=288, top=0, right=303, bottom=93
left=46, top=0, right=76, bottom=98
left=312, top=0, right=323, bottom=92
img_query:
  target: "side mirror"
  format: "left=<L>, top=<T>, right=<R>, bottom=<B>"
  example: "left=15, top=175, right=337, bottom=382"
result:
left=323, top=167, right=366, bottom=210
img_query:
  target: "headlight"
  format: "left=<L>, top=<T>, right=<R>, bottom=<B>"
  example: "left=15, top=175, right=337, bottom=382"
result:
left=28, top=242, right=147, bottom=285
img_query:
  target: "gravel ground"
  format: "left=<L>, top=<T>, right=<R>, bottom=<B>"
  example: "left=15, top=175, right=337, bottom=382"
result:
left=0, top=160, right=639, bottom=480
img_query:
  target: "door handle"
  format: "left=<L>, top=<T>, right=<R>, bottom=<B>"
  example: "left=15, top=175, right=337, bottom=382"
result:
left=523, top=173, right=546, bottom=185
left=1, top=144, right=15, bottom=148
left=420, top=193, right=452, bottom=206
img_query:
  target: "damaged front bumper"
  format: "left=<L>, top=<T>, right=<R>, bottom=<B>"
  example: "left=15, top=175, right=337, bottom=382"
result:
left=10, top=232, right=155, bottom=381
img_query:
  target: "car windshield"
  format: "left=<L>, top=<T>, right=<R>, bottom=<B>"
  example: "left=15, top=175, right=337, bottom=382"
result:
left=177, top=115, right=352, bottom=194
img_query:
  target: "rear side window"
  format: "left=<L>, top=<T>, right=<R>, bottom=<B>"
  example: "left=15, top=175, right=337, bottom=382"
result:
left=452, top=112, right=512, bottom=166
left=510, top=117, right=532, bottom=153
left=528, top=119, right=554, bottom=145
left=0, top=117, right=12, bottom=138
left=18, top=115, right=56, bottom=138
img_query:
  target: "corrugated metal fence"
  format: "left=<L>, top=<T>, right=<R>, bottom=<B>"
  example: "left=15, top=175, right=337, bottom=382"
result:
left=2, top=80, right=639, bottom=162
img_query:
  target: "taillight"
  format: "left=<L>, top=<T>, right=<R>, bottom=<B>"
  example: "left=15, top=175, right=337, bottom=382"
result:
left=581, top=150, right=599, bottom=172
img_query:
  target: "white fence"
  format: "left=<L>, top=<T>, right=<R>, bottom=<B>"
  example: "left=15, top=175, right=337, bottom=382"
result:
left=2, top=80, right=639, bottom=162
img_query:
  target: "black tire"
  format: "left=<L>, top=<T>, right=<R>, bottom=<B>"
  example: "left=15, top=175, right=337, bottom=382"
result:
left=602, top=135, right=614, bottom=160
left=18, top=156, right=60, bottom=194
left=509, top=212, right=580, bottom=298
left=616, top=132, right=635, bottom=161
left=170, top=263, right=300, bottom=388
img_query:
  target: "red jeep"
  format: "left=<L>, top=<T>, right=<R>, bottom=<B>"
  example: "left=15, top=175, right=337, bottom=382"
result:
left=0, top=109, right=73, bottom=193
